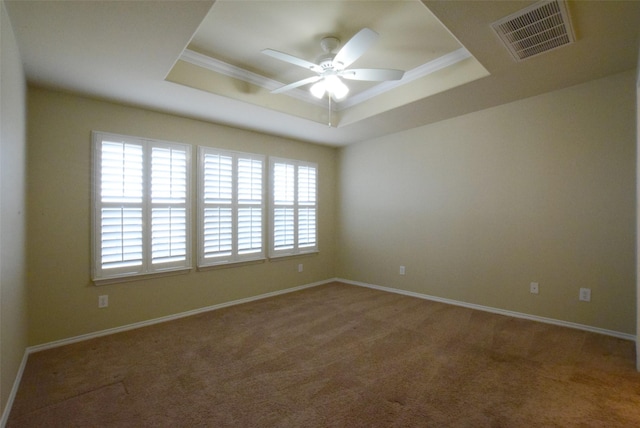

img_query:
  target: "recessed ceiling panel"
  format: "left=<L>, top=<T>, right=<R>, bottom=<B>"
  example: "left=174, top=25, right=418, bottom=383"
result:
left=189, top=0, right=462, bottom=79
left=168, top=0, right=489, bottom=127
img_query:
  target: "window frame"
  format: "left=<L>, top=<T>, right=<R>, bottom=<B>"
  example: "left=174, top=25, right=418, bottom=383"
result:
left=91, top=131, right=192, bottom=284
left=268, top=157, right=318, bottom=258
left=197, top=146, right=266, bottom=268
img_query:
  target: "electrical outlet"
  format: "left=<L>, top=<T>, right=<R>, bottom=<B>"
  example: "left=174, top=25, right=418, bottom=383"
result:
left=530, top=282, right=539, bottom=294
left=579, top=288, right=591, bottom=302
left=399, top=266, right=405, bottom=275
left=298, top=263, right=303, bottom=273
left=98, top=295, right=108, bottom=308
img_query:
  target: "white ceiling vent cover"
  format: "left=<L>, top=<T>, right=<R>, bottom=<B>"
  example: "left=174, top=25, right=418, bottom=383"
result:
left=491, top=0, right=575, bottom=62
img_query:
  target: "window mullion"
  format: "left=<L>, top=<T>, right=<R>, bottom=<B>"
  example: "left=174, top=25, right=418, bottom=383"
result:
left=142, top=141, right=152, bottom=274
left=231, top=154, right=239, bottom=261
left=293, top=164, right=299, bottom=252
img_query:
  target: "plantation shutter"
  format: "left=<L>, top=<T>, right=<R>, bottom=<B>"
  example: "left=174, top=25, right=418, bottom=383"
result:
left=202, top=153, right=233, bottom=259
left=297, top=165, right=317, bottom=248
left=199, top=147, right=265, bottom=267
left=237, top=157, right=263, bottom=255
left=269, top=158, right=318, bottom=257
left=273, top=162, right=295, bottom=251
left=151, top=146, right=188, bottom=266
left=92, top=132, right=191, bottom=283
left=99, top=140, right=144, bottom=272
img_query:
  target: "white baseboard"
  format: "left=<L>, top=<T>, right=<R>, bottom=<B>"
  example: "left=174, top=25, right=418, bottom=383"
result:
left=338, top=278, right=636, bottom=341
left=0, top=350, right=29, bottom=428
left=29, top=278, right=335, bottom=354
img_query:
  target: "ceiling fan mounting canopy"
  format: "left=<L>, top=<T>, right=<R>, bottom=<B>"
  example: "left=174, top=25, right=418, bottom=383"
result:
left=262, top=28, right=405, bottom=100
left=320, top=36, right=340, bottom=54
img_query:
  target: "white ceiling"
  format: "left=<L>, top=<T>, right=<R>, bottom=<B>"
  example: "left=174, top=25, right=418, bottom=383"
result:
left=5, top=0, right=640, bottom=147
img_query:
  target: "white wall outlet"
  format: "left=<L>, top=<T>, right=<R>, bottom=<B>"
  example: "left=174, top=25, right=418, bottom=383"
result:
left=530, top=282, right=539, bottom=294
left=98, top=295, right=109, bottom=308
left=399, top=266, right=406, bottom=275
left=579, top=287, right=591, bottom=302
left=298, top=263, right=303, bottom=273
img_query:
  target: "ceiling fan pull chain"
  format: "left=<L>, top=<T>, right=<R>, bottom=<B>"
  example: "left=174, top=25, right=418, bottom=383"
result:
left=328, top=94, right=332, bottom=127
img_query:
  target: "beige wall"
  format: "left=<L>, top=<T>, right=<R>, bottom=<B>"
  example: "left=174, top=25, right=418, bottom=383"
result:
left=338, top=70, right=637, bottom=335
left=0, top=0, right=28, bottom=417
left=27, top=87, right=338, bottom=345
left=20, top=58, right=640, bottom=349
left=636, top=63, right=640, bottom=369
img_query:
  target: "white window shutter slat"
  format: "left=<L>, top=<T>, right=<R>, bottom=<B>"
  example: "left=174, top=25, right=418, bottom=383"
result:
left=273, top=207, right=294, bottom=250
left=238, top=207, right=262, bottom=254
left=151, top=207, right=187, bottom=263
left=238, top=158, right=263, bottom=202
left=100, top=142, right=143, bottom=203
left=203, top=207, right=233, bottom=257
left=151, top=147, right=187, bottom=203
left=298, top=207, right=316, bottom=247
left=273, top=162, right=294, bottom=204
left=298, top=165, right=316, bottom=204
left=204, top=154, right=233, bottom=203
left=100, top=207, right=143, bottom=268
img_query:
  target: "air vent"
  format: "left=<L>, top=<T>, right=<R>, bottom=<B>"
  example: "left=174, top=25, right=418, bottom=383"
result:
left=491, top=0, right=575, bottom=62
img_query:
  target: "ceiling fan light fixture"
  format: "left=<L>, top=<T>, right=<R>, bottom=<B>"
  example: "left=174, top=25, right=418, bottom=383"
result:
left=311, top=75, right=349, bottom=100
left=310, top=76, right=349, bottom=100
left=327, top=76, right=349, bottom=100
left=310, top=80, right=326, bottom=99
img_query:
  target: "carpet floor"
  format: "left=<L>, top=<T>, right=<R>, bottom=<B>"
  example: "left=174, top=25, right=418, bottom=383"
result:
left=7, top=282, right=640, bottom=427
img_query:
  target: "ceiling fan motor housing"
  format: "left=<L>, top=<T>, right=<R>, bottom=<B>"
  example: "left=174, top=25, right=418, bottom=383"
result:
left=317, top=54, right=339, bottom=70
left=318, top=37, right=342, bottom=70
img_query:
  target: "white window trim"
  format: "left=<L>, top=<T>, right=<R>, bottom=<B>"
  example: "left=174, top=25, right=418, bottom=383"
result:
left=197, top=147, right=266, bottom=268
left=269, top=157, right=318, bottom=259
left=91, top=131, right=192, bottom=284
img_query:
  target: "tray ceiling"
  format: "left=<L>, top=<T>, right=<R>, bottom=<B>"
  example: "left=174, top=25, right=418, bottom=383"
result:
left=5, top=0, right=640, bottom=146
left=167, top=0, right=489, bottom=127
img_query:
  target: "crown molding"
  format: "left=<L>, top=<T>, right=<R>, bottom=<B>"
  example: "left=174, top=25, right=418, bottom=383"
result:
left=180, top=49, right=325, bottom=106
left=337, top=48, right=472, bottom=110
left=179, top=47, right=472, bottom=110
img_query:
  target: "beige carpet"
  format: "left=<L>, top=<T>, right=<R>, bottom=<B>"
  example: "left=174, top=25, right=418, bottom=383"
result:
left=8, top=282, right=640, bottom=427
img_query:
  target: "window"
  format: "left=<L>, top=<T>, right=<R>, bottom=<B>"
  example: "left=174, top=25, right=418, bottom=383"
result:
left=269, top=157, right=318, bottom=257
left=92, top=132, right=191, bottom=283
left=198, top=147, right=265, bottom=267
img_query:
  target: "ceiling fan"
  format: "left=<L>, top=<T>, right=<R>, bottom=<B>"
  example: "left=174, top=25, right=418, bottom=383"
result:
left=262, top=28, right=405, bottom=101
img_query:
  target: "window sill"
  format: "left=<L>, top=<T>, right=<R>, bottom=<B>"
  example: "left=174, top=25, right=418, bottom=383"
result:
left=197, top=258, right=266, bottom=271
left=268, top=250, right=319, bottom=262
left=93, top=267, right=191, bottom=286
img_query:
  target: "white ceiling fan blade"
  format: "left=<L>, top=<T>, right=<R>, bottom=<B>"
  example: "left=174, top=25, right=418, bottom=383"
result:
left=340, top=68, right=405, bottom=81
left=333, top=28, right=379, bottom=69
left=262, top=49, right=323, bottom=73
left=271, top=75, right=322, bottom=94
